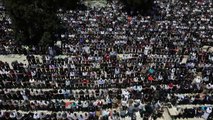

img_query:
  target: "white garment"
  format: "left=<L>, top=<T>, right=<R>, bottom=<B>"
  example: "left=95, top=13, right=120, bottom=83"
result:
left=202, top=112, right=210, bottom=120
left=144, top=46, right=149, bottom=55
left=33, top=113, right=40, bottom=119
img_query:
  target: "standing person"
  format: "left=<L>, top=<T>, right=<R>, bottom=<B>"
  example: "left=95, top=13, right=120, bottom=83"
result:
left=48, top=47, right=54, bottom=57
left=202, top=107, right=212, bottom=120
left=120, top=106, right=127, bottom=119
left=131, top=113, right=137, bottom=120
left=127, top=104, right=135, bottom=118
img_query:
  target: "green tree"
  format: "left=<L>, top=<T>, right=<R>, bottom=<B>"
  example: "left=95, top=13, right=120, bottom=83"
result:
left=127, top=0, right=143, bottom=7
left=120, top=0, right=154, bottom=14
left=40, top=32, right=52, bottom=47
left=3, top=0, right=79, bottom=47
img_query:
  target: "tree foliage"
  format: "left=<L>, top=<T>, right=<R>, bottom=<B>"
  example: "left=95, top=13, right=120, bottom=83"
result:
left=120, top=0, right=154, bottom=15
left=3, top=0, right=79, bottom=47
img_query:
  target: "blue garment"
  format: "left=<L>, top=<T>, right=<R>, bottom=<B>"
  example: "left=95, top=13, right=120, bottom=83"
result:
left=149, top=68, right=154, bottom=74
left=80, top=38, right=84, bottom=44
left=201, top=106, right=206, bottom=111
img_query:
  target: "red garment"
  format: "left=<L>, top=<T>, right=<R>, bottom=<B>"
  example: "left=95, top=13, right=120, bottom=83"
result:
left=148, top=76, right=154, bottom=81
left=82, top=79, right=89, bottom=84
left=65, top=101, right=73, bottom=108
left=97, top=101, right=103, bottom=106
left=104, top=54, right=110, bottom=61
left=168, top=83, right=174, bottom=89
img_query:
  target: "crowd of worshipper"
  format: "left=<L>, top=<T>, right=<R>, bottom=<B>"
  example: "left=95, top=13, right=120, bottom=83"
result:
left=0, top=0, right=213, bottom=120
left=172, top=106, right=213, bottom=120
